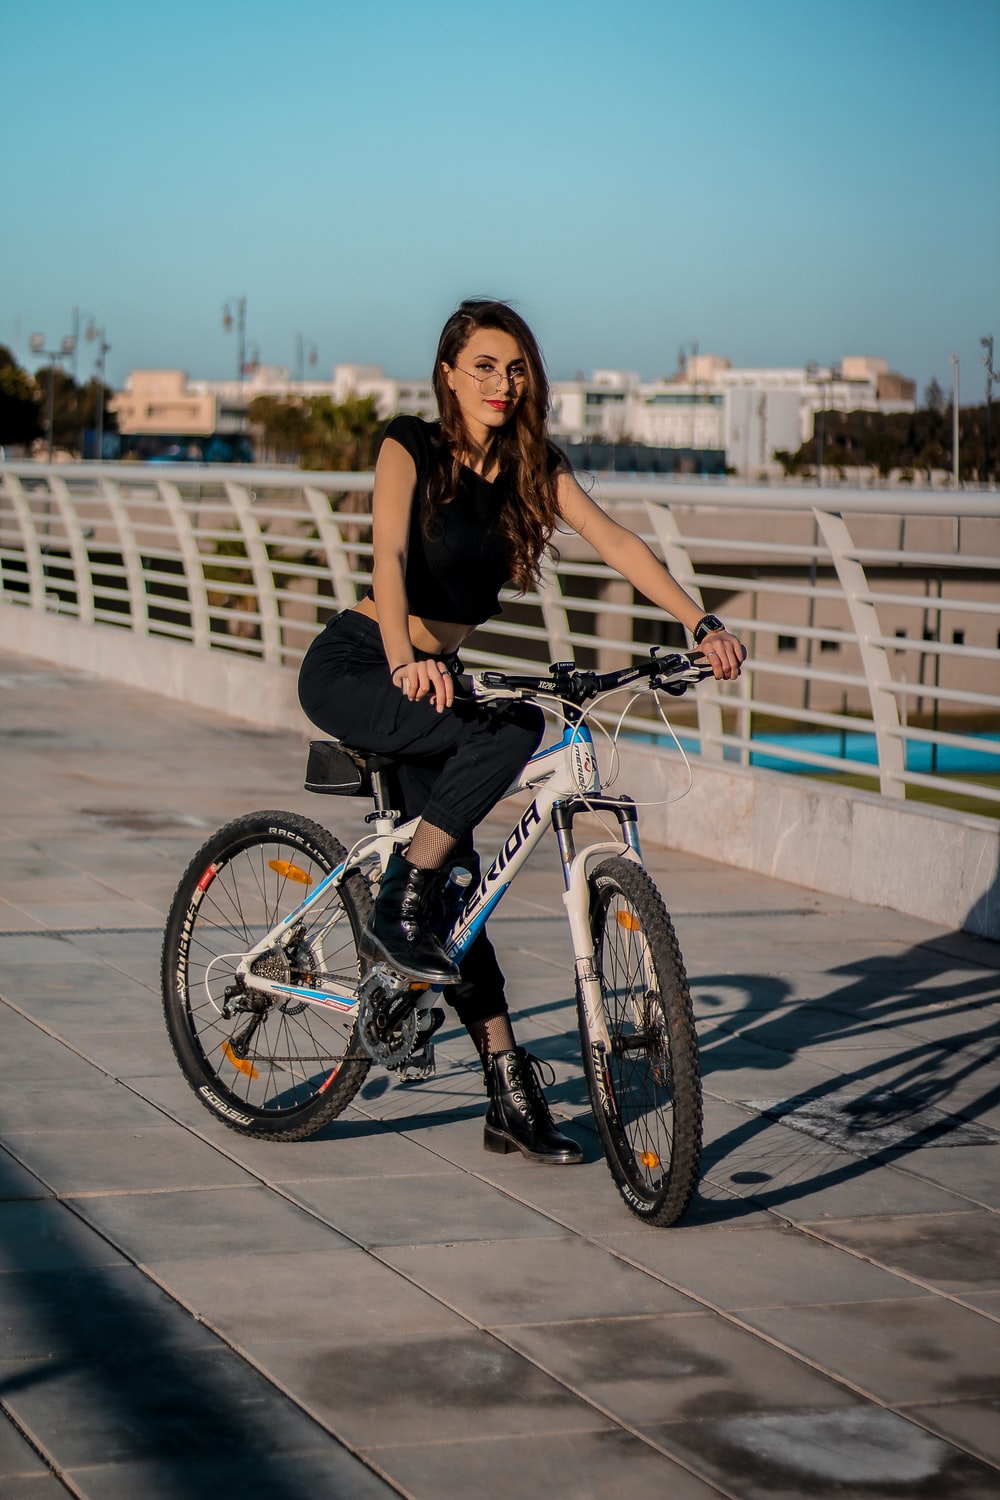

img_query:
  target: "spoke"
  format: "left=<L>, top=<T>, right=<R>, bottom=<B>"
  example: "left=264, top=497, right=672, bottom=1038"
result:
left=598, top=898, right=676, bottom=1195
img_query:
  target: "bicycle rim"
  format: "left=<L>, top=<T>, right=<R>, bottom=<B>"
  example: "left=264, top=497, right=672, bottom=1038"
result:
left=162, top=811, right=371, bottom=1136
left=583, top=858, right=702, bottom=1225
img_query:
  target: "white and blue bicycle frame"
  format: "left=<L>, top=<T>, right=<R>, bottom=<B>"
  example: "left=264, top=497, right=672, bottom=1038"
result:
left=232, top=718, right=645, bottom=1051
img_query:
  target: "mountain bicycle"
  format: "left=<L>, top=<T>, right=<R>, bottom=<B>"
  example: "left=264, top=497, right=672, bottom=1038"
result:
left=161, top=647, right=714, bottom=1226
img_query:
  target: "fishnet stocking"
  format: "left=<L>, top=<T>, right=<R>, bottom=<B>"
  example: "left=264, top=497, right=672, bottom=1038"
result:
left=406, top=820, right=458, bottom=870
left=465, top=1013, right=517, bottom=1065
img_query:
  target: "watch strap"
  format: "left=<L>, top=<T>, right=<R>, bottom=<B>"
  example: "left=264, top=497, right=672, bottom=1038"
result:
left=693, top=613, right=726, bottom=645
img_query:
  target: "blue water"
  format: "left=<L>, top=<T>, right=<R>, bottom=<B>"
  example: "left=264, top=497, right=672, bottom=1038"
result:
left=634, top=730, right=1000, bottom=776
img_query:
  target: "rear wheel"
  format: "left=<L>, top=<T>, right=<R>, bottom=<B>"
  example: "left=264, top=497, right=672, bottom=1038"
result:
left=580, top=857, right=702, bottom=1226
left=161, top=811, right=372, bottom=1139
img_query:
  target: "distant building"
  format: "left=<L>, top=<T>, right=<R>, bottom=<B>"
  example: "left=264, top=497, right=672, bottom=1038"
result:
left=112, top=370, right=220, bottom=438
left=111, top=355, right=915, bottom=471
left=551, top=355, right=916, bottom=475
left=109, top=370, right=252, bottom=461
left=109, top=364, right=436, bottom=462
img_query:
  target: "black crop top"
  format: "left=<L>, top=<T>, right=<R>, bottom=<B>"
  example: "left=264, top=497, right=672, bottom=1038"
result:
left=370, top=414, right=513, bottom=624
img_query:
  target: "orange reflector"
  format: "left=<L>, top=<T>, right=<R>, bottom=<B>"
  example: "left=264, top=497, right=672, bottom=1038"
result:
left=410, top=982, right=431, bottom=992
left=640, top=1150, right=661, bottom=1169
left=268, top=859, right=313, bottom=886
left=222, top=1042, right=259, bottom=1079
left=616, top=910, right=641, bottom=931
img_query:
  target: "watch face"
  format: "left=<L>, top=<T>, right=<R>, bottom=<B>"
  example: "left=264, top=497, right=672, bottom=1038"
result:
left=695, top=614, right=725, bottom=642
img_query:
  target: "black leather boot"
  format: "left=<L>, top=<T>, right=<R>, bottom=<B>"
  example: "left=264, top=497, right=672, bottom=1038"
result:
left=483, top=1048, right=583, bottom=1164
left=360, top=854, right=460, bottom=984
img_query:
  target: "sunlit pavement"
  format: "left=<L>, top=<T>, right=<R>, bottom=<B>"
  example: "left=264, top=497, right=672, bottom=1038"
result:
left=1, top=647, right=998, bottom=1500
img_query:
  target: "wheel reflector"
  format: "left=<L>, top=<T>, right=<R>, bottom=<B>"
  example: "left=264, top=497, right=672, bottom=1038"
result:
left=222, top=1042, right=260, bottom=1078
left=268, top=860, right=313, bottom=885
left=640, top=1150, right=661, bottom=1168
left=616, top=910, right=640, bottom=930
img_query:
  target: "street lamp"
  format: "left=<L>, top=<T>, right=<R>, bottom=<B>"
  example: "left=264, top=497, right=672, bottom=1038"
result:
left=222, top=297, right=247, bottom=388
left=981, top=335, right=994, bottom=483
left=948, top=354, right=960, bottom=489
left=295, top=333, right=318, bottom=384
left=85, top=321, right=111, bottom=460
left=806, top=363, right=827, bottom=487
left=29, top=331, right=77, bottom=462
left=677, top=340, right=700, bottom=459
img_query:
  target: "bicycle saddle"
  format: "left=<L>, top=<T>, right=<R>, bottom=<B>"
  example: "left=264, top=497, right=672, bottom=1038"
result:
left=304, top=739, right=396, bottom=797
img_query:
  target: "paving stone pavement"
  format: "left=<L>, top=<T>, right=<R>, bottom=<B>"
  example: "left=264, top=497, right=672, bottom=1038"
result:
left=0, top=645, right=998, bottom=1499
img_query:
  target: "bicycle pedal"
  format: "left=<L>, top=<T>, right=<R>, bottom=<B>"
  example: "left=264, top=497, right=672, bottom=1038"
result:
left=398, top=1043, right=436, bottom=1082
left=361, top=960, right=415, bottom=997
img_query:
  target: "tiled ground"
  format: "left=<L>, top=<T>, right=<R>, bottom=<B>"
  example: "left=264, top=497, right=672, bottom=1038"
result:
left=1, top=645, right=998, bottom=1499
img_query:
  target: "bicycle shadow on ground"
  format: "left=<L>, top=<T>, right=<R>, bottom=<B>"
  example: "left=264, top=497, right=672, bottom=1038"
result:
left=687, top=912, right=999, bottom=1223
left=319, top=1021, right=605, bottom=1161
left=306, top=891, right=999, bottom=1206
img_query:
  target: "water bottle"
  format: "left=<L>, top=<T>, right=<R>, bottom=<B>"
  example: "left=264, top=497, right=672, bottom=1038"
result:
left=442, top=866, right=473, bottom=930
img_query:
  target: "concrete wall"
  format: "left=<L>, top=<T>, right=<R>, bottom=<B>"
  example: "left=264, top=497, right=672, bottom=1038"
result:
left=614, top=739, right=998, bottom=942
left=3, top=604, right=997, bottom=942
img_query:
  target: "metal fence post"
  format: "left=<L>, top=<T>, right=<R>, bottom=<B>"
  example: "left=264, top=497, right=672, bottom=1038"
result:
left=224, top=482, right=283, bottom=665
left=101, top=476, right=148, bottom=634
left=813, top=507, right=906, bottom=797
left=303, top=486, right=359, bottom=611
left=536, top=560, right=573, bottom=663
left=157, top=480, right=211, bottom=650
left=0, top=472, right=48, bottom=609
left=45, top=475, right=94, bottom=622
left=644, top=498, right=725, bottom=761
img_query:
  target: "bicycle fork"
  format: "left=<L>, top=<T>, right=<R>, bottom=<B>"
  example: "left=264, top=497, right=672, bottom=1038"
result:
left=559, top=836, right=642, bottom=1056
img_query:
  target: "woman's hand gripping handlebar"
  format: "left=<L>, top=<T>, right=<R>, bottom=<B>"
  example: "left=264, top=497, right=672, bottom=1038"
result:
left=454, top=646, right=738, bottom=706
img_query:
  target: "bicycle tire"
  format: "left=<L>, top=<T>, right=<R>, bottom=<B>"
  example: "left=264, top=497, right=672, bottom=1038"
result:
left=579, top=856, right=702, bottom=1226
left=161, top=810, right=372, bottom=1139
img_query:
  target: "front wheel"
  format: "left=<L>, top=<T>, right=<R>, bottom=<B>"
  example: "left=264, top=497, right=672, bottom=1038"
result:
left=161, top=811, right=372, bottom=1139
left=579, top=857, right=702, bottom=1226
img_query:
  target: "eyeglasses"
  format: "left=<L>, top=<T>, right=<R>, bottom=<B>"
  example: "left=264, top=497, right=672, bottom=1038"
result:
left=455, top=363, right=525, bottom=398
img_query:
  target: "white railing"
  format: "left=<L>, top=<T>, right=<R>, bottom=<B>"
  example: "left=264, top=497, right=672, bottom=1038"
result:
left=2, top=460, right=998, bottom=812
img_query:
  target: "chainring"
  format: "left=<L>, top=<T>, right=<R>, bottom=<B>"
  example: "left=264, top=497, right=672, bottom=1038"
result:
left=356, top=968, right=420, bottom=1068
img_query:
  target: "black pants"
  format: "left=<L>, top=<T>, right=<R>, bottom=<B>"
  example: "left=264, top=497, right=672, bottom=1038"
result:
left=298, top=610, right=545, bottom=1025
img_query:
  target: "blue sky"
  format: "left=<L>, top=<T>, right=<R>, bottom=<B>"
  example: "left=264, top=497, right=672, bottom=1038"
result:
left=2, top=0, right=998, bottom=401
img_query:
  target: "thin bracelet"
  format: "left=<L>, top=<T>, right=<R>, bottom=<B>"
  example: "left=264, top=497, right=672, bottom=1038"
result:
left=390, top=663, right=413, bottom=680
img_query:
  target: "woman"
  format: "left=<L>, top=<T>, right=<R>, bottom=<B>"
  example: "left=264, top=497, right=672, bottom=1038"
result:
left=299, top=298, right=743, bottom=1165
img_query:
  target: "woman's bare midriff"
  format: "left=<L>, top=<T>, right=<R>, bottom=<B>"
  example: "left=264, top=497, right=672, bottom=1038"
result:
left=353, top=597, right=471, bottom=656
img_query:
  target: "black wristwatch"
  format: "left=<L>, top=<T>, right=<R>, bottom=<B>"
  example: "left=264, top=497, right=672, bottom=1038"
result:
left=693, top=613, right=726, bottom=645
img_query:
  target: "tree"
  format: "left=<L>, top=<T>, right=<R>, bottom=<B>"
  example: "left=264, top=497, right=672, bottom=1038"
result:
left=29, top=365, right=116, bottom=456
left=300, top=393, right=382, bottom=471
left=823, top=443, right=852, bottom=480
left=773, top=448, right=803, bottom=477
left=862, top=429, right=898, bottom=481
left=914, top=439, right=946, bottom=483
left=247, top=395, right=311, bottom=465
left=247, top=392, right=383, bottom=472
left=924, top=377, right=945, bottom=415
left=780, top=402, right=995, bottom=484
left=0, top=346, right=42, bottom=449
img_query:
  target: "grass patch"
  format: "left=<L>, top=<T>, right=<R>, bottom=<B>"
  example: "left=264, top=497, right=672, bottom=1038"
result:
left=802, top=771, right=1000, bottom=820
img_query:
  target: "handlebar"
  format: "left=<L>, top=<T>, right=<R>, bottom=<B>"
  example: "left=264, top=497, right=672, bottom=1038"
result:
left=455, top=648, right=717, bottom=706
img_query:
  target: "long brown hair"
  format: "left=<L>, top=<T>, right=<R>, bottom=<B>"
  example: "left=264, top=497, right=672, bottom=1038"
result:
left=430, top=299, right=563, bottom=593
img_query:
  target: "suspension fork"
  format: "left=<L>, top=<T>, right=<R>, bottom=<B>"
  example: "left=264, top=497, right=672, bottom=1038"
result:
left=552, top=798, right=643, bottom=1050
